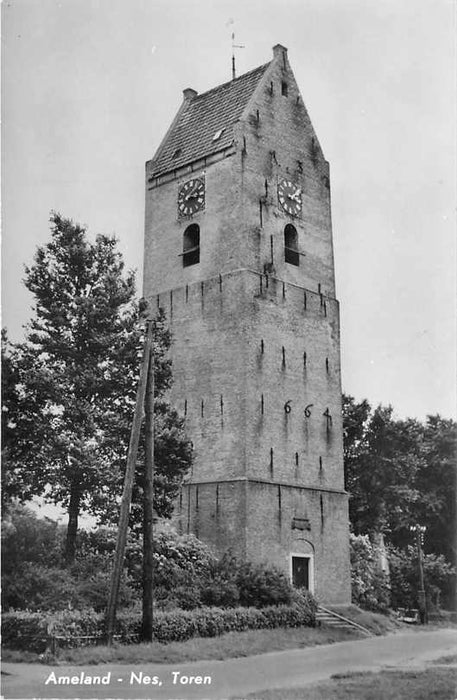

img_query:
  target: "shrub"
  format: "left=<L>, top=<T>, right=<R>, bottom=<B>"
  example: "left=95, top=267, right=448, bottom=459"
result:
left=290, top=588, right=318, bottom=618
left=144, top=602, right=315, bottom=641
left=1, top=560, right=137, bottom=613
left=388, top=545, right=455, bottom=611
left=72, top=570, right=137, bottom=612
left=2, top=609, right=51, bottom=653
left=200, top=579, right=240, bottom=608
left=2, top=609, right=141, bottom=652
left=2, top=510, right=305, bottom=616
left=1, top=505, right=66, bottom=569
left=350, top=534, right=391, bottom=612
left=151, top=522, right=216, bottom=590
left=2, top=509, right=316, bottom=619
left=168, top=585, right=202, bottom=611
left=2, top=564, right=76, bottom=612
left=236, top=561, right=293, bottom=608
left=1, top=508, right=138, bottom=612
left=2, top=595, right=317, bottom=651
left=75, top=528, right=143, bottom=591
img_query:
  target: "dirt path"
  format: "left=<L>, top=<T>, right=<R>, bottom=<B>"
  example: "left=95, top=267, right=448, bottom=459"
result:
left=2, top=628, right=457, bottom=699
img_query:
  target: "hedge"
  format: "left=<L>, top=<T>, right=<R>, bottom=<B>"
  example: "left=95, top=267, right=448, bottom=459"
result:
left=2, top=593, right=316, bottom=652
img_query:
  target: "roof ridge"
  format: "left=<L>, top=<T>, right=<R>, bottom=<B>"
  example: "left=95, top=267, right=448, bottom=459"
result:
left=192, top=62, right=271, bottom=101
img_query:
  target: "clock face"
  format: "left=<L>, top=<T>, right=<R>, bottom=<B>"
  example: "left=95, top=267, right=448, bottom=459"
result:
left=277, top=179, right=302, bottom=217
left=178, top=178, right=205, bottom=217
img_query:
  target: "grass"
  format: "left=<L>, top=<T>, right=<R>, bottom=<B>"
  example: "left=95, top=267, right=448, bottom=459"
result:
left=237, top=667, right=457, bottom=700
left=431, top=653, right=457, bottom=664
left=2, top=625, right=362, bottom=666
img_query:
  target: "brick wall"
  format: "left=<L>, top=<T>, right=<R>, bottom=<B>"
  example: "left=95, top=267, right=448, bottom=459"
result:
left=143, top=45, right=350, bottom=604
left=175, top=479, right=350, bottom=604
left=147, top=270, right=343, bottom=489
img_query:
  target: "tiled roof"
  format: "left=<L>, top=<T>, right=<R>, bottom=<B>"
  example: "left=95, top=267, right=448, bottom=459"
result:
left=149, top=63, right=270, bottom=178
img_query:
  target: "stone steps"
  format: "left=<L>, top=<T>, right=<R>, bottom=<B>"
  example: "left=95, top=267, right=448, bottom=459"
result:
left=316, top=606, right=372, bottom=636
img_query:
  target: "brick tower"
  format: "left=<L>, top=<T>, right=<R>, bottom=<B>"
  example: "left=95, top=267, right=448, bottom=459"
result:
left=143, top=45, right=350, bottom=604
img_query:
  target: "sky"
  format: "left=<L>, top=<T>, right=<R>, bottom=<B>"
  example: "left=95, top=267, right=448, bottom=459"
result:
left=2, top=0, right=456, bottom=423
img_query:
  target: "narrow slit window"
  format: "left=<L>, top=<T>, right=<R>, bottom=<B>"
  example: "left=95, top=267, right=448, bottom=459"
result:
left=281, top=81, right=288, bottom=96
left=284, top=224, right=299, bottom=266
left=182, top=224, right=200, bottom=267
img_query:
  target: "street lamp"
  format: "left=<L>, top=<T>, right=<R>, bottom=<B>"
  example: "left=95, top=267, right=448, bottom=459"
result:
left=409, top=524, right=427, bottom=624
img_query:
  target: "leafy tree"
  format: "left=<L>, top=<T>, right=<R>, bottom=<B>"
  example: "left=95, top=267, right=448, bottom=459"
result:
left=415, top=416, right=456, bottom=566
left=343, top=395, right=421, bottom=537
left=1, top=330, right=38, bottom=506
left=343, top=395, right=456, bottom=607
left=1, top=506, right=137, bottom=611
left=2, top=213, right=192, bottom=562
left=343, top=394, right=371, bottom=506
left=1, top=503, right=65, bottom=569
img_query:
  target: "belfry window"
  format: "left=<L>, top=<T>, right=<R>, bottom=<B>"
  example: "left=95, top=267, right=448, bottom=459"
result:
left=284, top=224, right=299, bottom=266
left=182, top=224, right=200, bottom=267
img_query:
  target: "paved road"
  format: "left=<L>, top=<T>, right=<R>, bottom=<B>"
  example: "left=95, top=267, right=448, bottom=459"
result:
left=2, top=629, right=457, bottom=700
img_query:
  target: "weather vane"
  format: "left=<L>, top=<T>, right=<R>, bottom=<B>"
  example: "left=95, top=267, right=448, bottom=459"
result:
left=227, top=19, right=244, bottom=80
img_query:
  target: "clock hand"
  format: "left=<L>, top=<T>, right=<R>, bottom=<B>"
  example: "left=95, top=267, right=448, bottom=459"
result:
left=289, top=189, right=302, bottom=203
left=185, top=184, right=201, bottom=201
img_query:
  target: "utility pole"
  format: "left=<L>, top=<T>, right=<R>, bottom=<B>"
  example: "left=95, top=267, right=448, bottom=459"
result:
left=105, top=322, right=153, bottom=645
left=142, top=344, right=155, bottom=640
left=410, top=524, right=427, bottom=624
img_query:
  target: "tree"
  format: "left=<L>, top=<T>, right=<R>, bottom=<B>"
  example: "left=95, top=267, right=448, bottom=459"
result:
left=414, top=415, right=456, bottom=566
left=343, top=395, right=421, bottom=537
left=2, top=213, right=192, bottom=562
left=1, top=330, right=39, bottom=506
left=1, top=505, right=138, bottom=611
left=343, top=396, right=456, bottom=608
left=388, top=545, right=455, bottom=611
left=342, top=394, right=371, bottom=497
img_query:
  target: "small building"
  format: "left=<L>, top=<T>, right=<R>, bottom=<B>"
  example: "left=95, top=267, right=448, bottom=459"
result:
left=143, top=44, right=351, bottom=604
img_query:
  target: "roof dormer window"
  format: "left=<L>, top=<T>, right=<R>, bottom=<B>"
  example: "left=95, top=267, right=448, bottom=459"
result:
left=212, top=128, right=225, bottom=141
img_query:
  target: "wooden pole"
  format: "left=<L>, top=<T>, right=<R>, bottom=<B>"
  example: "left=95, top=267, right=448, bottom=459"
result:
left=410, top=524, right=427, bottom=625
left=105, top=322, right=152, bottom=645
left=416, top=529, right=427, bottom=624
left=142, top=345, right=155, bottom=641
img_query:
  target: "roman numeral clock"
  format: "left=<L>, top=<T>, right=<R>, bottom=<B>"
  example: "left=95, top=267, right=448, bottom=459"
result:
left=178, top=178, right=205, bottom=217
left=278, top=178, right=302, bottom=217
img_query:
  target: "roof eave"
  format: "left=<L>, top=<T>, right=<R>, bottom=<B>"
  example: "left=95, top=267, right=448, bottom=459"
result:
left=147, top=143, right=237, bottom=183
